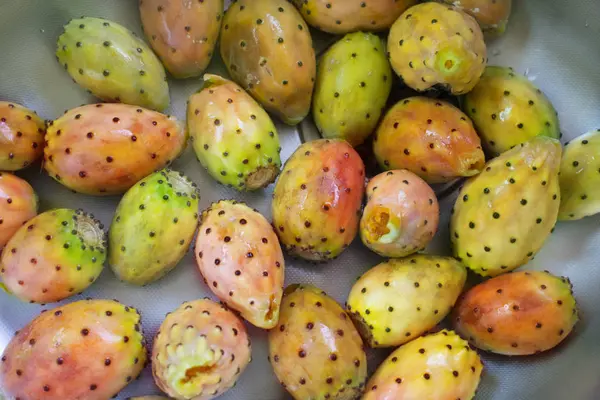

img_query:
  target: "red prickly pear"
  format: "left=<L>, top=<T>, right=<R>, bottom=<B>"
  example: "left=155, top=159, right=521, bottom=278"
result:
left=0, top=101, right=45, bottom=171
left=440, top=0, right=512, bottom=35
left=0, top=172, right=37, bottom=249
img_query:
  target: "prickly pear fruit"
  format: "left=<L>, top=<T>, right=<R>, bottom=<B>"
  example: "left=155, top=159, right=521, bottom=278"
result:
left=363, top=330, right=483, bottom=400
left=453, top=271, right=579, bottom=355
left=272, top=139, right=364, bottom=261
left=373, top=97, right=485, bottom=183
left=313, top=32, right=392, bottom=147
left=558, top=130, right=600, bottom=220
left=220, top=0, right=316, bottom=125
left=0, top=209, right=106, bottom=303
left=0, top=101, right=45, bottom=171
left=291, top=0, right=417, bottom=34
left=109, top=169, right=199, bottom=286
left=0, top=173, right=37, bottom=249
left=56, top=17, right=169, bottom=111
left=129, top=397, right=170, bottom=400
left=0, top=299, right=147, bottom=400
left=464, top=66, right=560, bottom=156
left=188, top=74, right=281, bottom=190
left=441, top=0, right=512, bottom=34
left=269, top=284, right=367, bottom=400
left=152, top=299, right=251, bottom=400
left=450, top=137, right=562, bottom=277
left=44, top=103, right=186, bottom=195
left=388, top=3, right=487, bottom=94
left=195, top=200, right=284, bottom=329
left=347, top=255, right=466, bottom=348
left=140, top=0, right=223, bottom=78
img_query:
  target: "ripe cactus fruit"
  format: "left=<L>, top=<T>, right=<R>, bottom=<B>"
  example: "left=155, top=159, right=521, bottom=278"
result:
left=388, top=3, right=487, bottom=95
left=440, top=0, right=512, bottom=35
left=313, top=32, right=392, bottom=147
left=188, top=74, right=281, bottom=190
left=140, top=0, right=223, bottom=78
left=0, top=299, right=147, bottom=400
left=363, top=330, right=483, bottom=400
left=464, top=66, right=560, bottom=156
left=0, top=173, right=38, bottom=249
left=195, top=200, right=285, bottom=329
left=0, top=209, right=106, bottom=303
left=56, top=17, right=169, bottom=111
left=0, top=101, right=45, bottom=171
left=152, top=299, right=251, bottom=400
left=269, top=284, right=367, bottom=400
left=347, top=255, right=467, bottom=348
left=373, top=97, right=485, bottom=183
left=109, top=169, right=199, bottom=286
left=450, top=137, right=562, bottom=277
left=453, top=270, right=579, bottom=355
left=220, top=0, right=316, bottom=125
left=272, top=139, right=364, bottom=261
left=44, top=103, right=186, bottom=195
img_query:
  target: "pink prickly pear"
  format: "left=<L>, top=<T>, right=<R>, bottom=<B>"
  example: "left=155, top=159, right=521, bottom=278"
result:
left=0, top=101, right=45, bottom=171
left=0, top=172, right=38, bottom=249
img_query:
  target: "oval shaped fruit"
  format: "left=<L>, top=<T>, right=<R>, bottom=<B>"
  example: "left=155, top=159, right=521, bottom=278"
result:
left=195, top=200, right=285, bottom=329
left=272, top=139, right=364, bottom=261
left=373, top=97, right=485, bottom=183
left=44, top=103, right=186, bottom=195
left=140, top=0, right=223, bottom=78
left=388, top=3, right=487, bottom=94
left=450, top=137, right=562, bottom=277
left=363, top=330, right=483, bottom=400
left=269, top=284, right=367, bottom=400
left=313, top=32, right=392, bottom=147
left=464, top=66, right=560, bottom=156
left=0, top=172, right=37, bottom=248
left=220, top=0, right=316, bottom=125
left=0, top=299, right=147, bottom=400
left=347, top=255, right=467, bottom=348
left=441, top=0, right=512, bottom=34
left=0, top=101, right=45, bottom=170
left=453, top=271, right=579, bottom=355
left=152, top=299, right=251, bottom=400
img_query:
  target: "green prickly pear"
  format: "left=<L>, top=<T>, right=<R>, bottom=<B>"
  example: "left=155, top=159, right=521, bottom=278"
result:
left=56, top=17, right=169, bottom=111
left=347, top=255, right=467, bottom=348
left=450, top=137, right=562, bottom=277
left=269, top=284, right=367, bottom=400
left=0, top=172, right=38, bottom=249
left=464, top=66, right=560, bottom=156
left=188, top=74, right=281, bottom=190
left=0, top=101, right=45, bottom=171
left=440, top=0, right=512, bottom=35
left=109, top=169, right=199, bottom=286
left=313, top=32, right=392, bottom=147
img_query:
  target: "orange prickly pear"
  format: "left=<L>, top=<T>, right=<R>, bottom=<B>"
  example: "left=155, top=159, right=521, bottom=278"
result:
left=0, top=172, right=37, bottom=249
left=0, top=101, right=45, bottom=170
left=440, top=0, right=512, bottom=35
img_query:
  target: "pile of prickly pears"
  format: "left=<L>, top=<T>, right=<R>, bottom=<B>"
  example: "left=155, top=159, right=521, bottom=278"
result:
left=0, top=0, right=598, bottom=399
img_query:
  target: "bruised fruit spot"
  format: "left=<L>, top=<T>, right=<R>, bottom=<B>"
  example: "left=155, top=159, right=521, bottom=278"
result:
left=245, top=165, right=279, bottom=190
left=364, top=206, right=401, bottom=244
left=265, top=295, right=276, bottom=322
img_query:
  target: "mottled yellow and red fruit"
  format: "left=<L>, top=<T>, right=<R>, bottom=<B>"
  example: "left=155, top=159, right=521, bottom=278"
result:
left=0, top=172, right=37, bottom=248
left=152, top=299, right=251, bottom=400
left=195, top=200, right=285, bottom=329
left=453, top=271, right=579, bottom=355
left=0, top=101, right=45, bottom=171
left=272, top=139, right=364, bottom=261
left=269, top=284, right=367, bottom=400
left=374, top=97, right=485, bottom=183
left=44, top=103, right=186, bottom=195
left=441, top=0, right=512, bottom=34
left=0, top=299, right=147, bottom=400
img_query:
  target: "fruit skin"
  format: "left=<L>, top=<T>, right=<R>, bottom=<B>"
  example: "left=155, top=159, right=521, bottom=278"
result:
left=453, top=270, right=579, bottom=356
left=56, top=17, right=169, bottom=111
left=140, top=0, right=223, bottom=79
left=188, top=74, right=281, bottom=190
left=0, top=299, right=147, bottom=400
left=269, top=284, right=367, bottom=400
left=0, top=172, right=38, bottom=249
left=464, top=66, right=560, bottom=156
left=195, top=200, right=285, bottom=329
left=128, top=397, right=170, bottom=400
left=347, top=255, right=466, bottom=348
left=363, top=330, right=483, bottom=400
left=388, top=3, right=487, bottom=95
left=450, top=137, right=562, bottom=277
left=373, top=97, right=485, bottom=183
left=440, top=0, right=512, bottom=34
left=152, top=299, right=251, bottom=400
left=272, top=139, right=364, bottom=261
left=109, top=169, right=199, bottom=286
left=313, top=32, right=392, bottom=147
left=220, top=0, right=316, bottom=125
left=0, top=209, right=106, bottom=303
left=44, top=103, right=186, bottom=196
left=0, top=101, right=45, bottom=170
